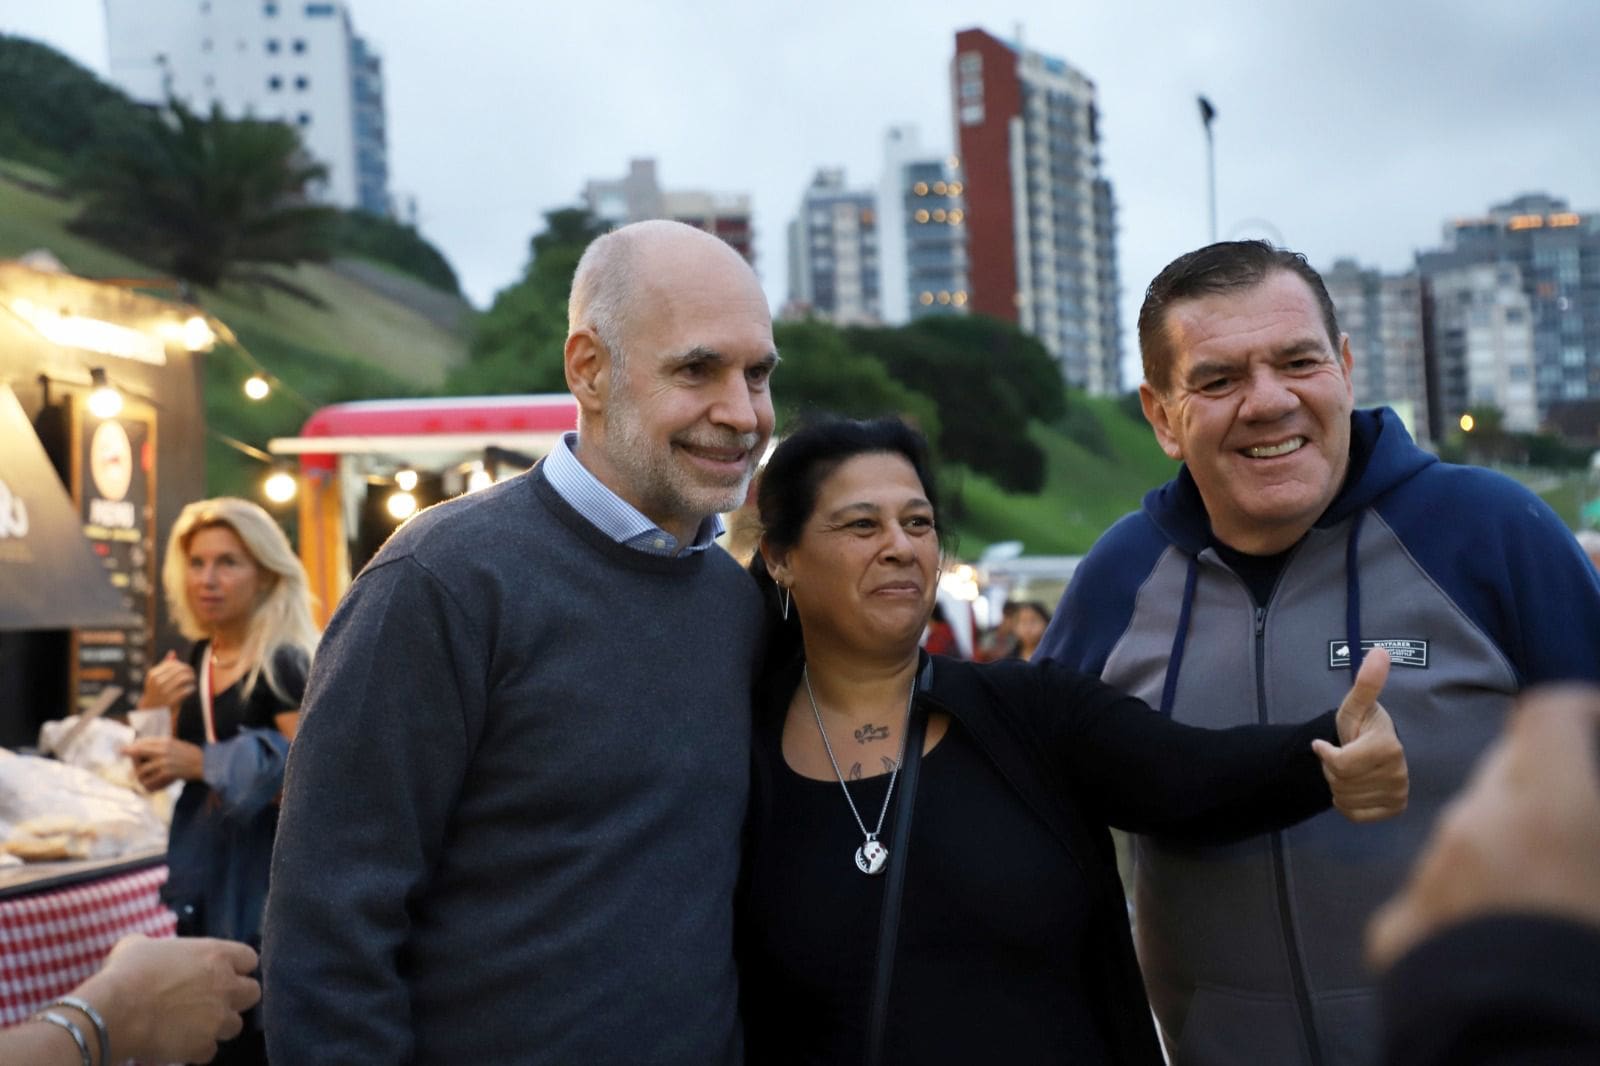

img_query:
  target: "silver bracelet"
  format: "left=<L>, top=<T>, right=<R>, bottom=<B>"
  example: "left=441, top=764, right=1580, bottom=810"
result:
left=35, top=1009, right=94, bottom=1066
left=50, top=995, right=110, bottom=1066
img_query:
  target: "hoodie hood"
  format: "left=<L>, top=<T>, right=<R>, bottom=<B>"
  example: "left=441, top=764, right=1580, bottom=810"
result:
left=1140, top=407, right=1437, bottom=554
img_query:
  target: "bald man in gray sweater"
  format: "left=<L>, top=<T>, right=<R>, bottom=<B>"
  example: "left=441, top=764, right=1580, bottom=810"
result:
left=264, top=220, right=779, bottom=1064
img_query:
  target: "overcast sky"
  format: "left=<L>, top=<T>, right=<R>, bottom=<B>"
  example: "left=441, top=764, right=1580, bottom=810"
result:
left=6, top=0, right=1599, bottom=385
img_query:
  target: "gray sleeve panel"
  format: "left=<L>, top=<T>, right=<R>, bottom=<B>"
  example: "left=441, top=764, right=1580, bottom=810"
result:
left=1099, top=544, right=1256, bottom=719
left=1105, top=511, right=1518, bottom=1066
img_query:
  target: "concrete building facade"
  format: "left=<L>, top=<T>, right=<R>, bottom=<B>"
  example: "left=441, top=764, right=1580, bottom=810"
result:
left=104, top=0, right=391, bottom=215
left=583, top=158, right=755, bottom=266
left=1417, top=193, right=1600, bottom=425
left=1427, top=262, right=1539, bottom=432
left=876, top=124, right=968, bottom=326
left=785, top=168, right=879, bottom=325
left=1324, top=259, right=1431, bottom=442
left=951, top=27, right=1122, bottom=394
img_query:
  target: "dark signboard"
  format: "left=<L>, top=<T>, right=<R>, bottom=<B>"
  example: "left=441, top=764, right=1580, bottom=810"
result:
left=70, top=402, right=158, bottom=716
left=0, top=385, right=131, bottom=631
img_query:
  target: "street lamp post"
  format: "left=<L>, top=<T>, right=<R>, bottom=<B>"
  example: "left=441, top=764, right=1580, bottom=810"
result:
left=1198, top=95, right=1218, bottom=243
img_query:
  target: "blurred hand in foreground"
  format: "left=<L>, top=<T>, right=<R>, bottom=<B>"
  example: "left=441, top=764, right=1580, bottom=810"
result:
left=1367, top=684, right=1600, bottom=972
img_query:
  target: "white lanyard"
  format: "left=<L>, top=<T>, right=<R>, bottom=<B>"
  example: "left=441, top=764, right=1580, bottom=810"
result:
left=198, top=648, right=218, bottom=744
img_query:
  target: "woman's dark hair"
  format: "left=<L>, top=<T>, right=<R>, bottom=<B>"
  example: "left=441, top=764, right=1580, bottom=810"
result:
left=1016, top=600, right=1052, bottom=625
left=746, top=415, right=942, bottom=665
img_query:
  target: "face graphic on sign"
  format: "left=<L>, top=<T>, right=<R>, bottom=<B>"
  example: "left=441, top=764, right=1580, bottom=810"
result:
left=90, top=420, right=133, bottom=502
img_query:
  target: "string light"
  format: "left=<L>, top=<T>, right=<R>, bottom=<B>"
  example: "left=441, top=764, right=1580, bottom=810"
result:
left=87, top=368, right=124, bottom=419
left=386, top=491, right=418, bottom=520
left=394, top=468, right=419, bottom=492
left=244, top=374, right=271, bottom=400
left=181, top=315, right=216, bottom=352
left=263, top=465, right=298, bottom=504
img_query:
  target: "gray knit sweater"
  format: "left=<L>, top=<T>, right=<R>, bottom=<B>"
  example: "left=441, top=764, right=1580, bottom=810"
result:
left=263, top=465, right=764, bottom=1064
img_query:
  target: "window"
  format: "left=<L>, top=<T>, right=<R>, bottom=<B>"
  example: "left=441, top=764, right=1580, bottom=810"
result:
left=266, top=39, right=280, bottom=53
left=295, top=75, right=309, bottom=90
left=297, top=112, right=312, bottom=127
left=293, top=38, right=307, bottom=53
left=304, top=2, right=336, bottom=15
left=263, top=2, right=278, bottom=15
left=268, top=75, right=282, bottom=90
left=201, top=37, right=213, bottom=52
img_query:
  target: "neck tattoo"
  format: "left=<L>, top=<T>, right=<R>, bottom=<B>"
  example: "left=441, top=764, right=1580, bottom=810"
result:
left=803, top=665, right=916, bottom=876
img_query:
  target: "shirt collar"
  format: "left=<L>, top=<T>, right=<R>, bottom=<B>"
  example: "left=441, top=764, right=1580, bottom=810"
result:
left=542, top=432, right=725, bottom=556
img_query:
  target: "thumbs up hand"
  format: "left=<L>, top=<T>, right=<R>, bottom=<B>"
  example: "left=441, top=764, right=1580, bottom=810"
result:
left=1311, top=648, right=1409, bottom=823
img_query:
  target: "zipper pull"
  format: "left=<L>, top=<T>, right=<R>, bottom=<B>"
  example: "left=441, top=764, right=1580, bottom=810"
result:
left=1254, top=605, right=1267, bottom=636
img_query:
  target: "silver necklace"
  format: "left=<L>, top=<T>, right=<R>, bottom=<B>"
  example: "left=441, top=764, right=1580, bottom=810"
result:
left=803, top=665, right=915, bottom=876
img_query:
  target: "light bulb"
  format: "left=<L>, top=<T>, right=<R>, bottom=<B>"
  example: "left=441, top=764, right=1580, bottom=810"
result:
left=263, top=469, right=298, bottom=503
left=87, top=368, right=123, bottom=419
left=386, top=491, right=418, bottom=520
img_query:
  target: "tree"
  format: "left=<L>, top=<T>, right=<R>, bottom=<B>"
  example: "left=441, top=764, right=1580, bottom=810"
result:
left=844, top=315, right=1066, bottom=492
left=770, top=320, right=940, bottom=437
left=0, top=35, right=145, bottom=174
left=448, top=208, right=607, bottom=395
left=69, top=99, right=337, bottom=289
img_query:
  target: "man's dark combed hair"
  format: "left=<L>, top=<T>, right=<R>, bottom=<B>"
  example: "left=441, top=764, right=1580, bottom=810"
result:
left=1138, top=240, right=1342, bottom=394
left=748, top=415, right=943, bottom=666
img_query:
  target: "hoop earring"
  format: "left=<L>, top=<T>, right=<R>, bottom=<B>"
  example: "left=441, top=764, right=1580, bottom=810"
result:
left=780, top=585, right=791, bottom=621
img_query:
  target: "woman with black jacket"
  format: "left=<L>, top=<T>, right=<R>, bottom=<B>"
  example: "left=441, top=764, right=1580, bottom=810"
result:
left=738, top=416, right=1408, bottom=1066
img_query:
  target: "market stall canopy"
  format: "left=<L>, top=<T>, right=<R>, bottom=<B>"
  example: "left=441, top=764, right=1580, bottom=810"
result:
left=267, top=394, right=579, bottom=472
left=0, top=384, right=134, bottom=630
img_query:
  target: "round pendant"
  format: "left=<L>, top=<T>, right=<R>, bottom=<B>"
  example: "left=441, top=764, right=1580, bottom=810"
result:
left=855, top=839, right=889, bottom=875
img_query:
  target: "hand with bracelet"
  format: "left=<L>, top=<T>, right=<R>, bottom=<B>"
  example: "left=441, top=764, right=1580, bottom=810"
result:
left=7, top=934, right=260, bottom=1065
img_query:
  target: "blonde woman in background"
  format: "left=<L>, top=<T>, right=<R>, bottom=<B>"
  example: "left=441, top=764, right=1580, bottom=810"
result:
left=125, top=497, right=317, bottom=1066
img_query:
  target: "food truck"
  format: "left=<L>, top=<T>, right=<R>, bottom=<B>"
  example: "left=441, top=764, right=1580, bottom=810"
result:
left=268, top=394, right=581, bottom=622
left=0, top=258, right=215, bottom=1022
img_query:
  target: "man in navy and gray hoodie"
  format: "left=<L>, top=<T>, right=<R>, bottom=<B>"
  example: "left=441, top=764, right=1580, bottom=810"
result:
left=1038, top=240, right=1600, bottom=1066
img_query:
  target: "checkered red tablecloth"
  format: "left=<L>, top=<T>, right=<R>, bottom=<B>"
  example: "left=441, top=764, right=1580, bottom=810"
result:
left=0, top=862, right=176, bottom=1026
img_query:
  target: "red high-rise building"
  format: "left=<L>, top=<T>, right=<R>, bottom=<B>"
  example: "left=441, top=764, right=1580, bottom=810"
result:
left=952, top=28, right=1122, bottom=394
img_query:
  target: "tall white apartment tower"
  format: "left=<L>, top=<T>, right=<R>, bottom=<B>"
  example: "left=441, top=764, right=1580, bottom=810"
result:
left=103, top=0, right=391, bottom=215
left=877, top=124, right=969, bottom=326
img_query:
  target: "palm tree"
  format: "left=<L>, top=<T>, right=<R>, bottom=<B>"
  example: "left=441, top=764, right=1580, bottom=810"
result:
left=70, top=99, right=337, bottom=290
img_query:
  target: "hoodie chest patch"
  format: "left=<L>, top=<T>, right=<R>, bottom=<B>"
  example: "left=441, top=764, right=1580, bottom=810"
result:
left=1329, top=638, right=1428, bottom=669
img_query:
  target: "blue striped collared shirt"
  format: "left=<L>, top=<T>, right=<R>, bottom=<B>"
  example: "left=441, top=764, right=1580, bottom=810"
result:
left=541, top=432, right=725, bottom=556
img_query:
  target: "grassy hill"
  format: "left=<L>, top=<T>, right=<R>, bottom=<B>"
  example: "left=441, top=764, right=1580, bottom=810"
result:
left=950, top=395, right=1177, bottom=556
left=0, top=161, right=472, bottom=496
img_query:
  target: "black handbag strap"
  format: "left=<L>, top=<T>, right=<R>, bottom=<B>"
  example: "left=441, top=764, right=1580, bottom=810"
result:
left=864, top=678, right=931, bottom=1066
